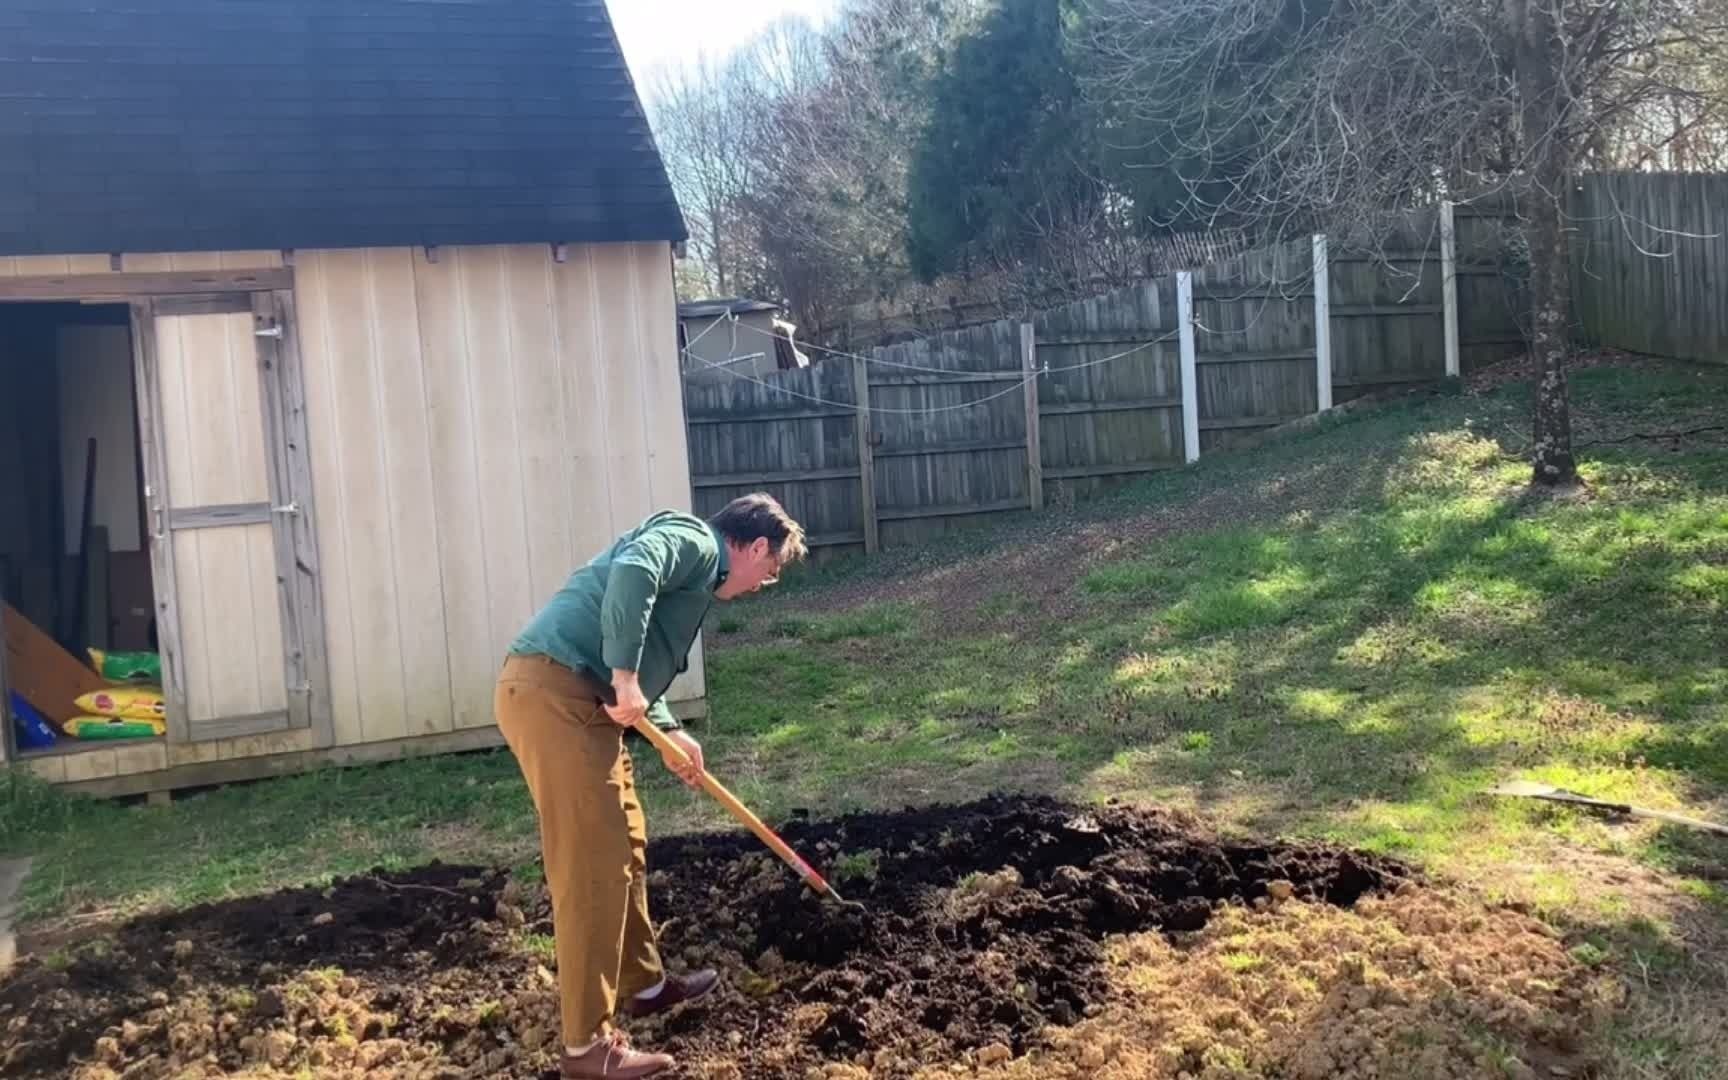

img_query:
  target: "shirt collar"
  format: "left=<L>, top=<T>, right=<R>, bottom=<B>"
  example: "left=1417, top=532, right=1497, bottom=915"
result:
left=709, top=524, right=731, bottom=590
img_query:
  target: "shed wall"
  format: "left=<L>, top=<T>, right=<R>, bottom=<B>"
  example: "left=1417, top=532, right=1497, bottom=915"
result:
left=3, top=242, right=703, bottom=785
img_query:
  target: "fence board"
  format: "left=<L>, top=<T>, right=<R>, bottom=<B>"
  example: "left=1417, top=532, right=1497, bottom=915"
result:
left=1574, top=172, right=1727, bottom=365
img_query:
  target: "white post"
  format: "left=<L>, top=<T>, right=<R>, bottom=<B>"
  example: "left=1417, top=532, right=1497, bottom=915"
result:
left=1440, top=200, right=1461, bottom=378
left=1178, top=271, right=1200, bottom=464
left=1312, top=233, right=1333, bottom=411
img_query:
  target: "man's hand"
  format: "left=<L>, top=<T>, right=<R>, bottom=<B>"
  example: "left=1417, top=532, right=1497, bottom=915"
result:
left=660, top=730, right=704, bottom=789
left=604, top=669, right=649, bottom=727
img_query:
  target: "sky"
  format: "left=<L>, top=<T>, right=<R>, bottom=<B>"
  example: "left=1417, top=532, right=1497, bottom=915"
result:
left=606, top=0, right=840, bottom=100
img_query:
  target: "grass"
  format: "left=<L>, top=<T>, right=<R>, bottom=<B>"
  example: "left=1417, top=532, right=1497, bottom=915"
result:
left=4, top=358, right=1726, bottom=1077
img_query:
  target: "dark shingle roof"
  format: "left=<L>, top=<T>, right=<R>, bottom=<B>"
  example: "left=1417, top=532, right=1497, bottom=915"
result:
left=678, top=299, right=780, bottom=319
left=0, top=0, right=688, bottom=256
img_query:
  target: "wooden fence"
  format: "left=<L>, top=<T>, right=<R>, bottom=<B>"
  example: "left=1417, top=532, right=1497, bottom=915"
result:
left=1573, top=171, right=1728, bottom=365
left=682, top=207, right=1525, bottom=556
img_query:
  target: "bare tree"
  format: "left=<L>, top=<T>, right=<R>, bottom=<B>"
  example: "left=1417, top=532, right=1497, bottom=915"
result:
left=1075, top=0, right=1728, bottom=489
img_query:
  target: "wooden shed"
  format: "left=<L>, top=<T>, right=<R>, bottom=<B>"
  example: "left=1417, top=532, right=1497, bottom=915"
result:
left=0, top=0, right=706, bottom=797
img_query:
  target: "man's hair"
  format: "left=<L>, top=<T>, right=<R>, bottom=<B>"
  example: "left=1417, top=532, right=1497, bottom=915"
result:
left=709, top=493, right=808, bottom=563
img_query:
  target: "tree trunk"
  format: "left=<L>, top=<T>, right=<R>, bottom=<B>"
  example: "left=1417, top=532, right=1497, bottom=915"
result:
left=1512, top=0, right=1580, bottom=488
left=1526, top=187, right=1579, bottom=488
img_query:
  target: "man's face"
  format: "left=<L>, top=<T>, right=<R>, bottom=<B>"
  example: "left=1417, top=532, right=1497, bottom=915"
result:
left=715, top=538, right=784, bottom=600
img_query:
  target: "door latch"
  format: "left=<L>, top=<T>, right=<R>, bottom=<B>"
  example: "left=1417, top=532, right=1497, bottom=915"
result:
left=272, top=502, right=300, bottom=516
left=254, top=323, right=283, bottom=339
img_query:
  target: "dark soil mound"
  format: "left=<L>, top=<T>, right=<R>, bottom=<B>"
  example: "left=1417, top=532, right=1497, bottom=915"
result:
left=0, top=795, right=1406, bottom=1079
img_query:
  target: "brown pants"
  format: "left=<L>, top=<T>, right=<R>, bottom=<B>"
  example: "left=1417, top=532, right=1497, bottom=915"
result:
left=494, top=654, right=664, bottom=1047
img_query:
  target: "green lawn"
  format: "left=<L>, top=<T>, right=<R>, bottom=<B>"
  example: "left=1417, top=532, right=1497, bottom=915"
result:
left=4, top=357, right=1726, bottom=1076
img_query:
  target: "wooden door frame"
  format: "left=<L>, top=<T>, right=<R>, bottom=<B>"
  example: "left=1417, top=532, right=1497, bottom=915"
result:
left=126, top=280, right=333, bottom=751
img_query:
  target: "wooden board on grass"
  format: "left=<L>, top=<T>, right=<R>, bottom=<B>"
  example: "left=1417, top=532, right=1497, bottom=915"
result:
left=3, top=601, right=108, bottom=724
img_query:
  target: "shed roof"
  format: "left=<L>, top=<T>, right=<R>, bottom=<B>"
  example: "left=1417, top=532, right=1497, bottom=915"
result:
left=0, top=0, right=688, bottom=257
left=677, top=298, right=781, bottom=319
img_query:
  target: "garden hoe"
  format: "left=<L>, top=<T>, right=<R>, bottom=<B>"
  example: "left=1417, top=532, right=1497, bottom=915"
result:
left=630, top=716, right=867, bottom=913
left=1486, top=780, right=1728, bottom=836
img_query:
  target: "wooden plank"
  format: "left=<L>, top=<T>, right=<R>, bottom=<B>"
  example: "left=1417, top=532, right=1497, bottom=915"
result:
left=1044, top=461, right=1182, bottom=481
left=1040, top=397, right=1182, bottom=416
left=56, top=722, right=512, bottom=798
left=221, top=251, right=288, bottom=271
left=291, top=260, right=362, bottom=748
left=853, top=357, right=879, bottom=554
left=130, top=302, right=191, bottom=741
left=630, top=244, right=694, bottom=515
left=1195, top=349, right=1315, bottom=365
left=584, top=245, right=654, bottom=540
left=877, top=498, right=1028, bottom=522
left=0, top=268, right=291, bottom=301
left=1178, top=272, right=1200, bottom=464
left=9, top=256, right=71, bottom=276
left=1021, top=322, right=1043, bottom=512
left=168, top=503, right=271, bottom=529
left=261, top=290, right=331, bottom=744
left=2, top=602, right=108, bottom=725
left=506, top=245, right=573, bottom=616
left=112, top=740, right=168, bottom=776
left=1333, top=372, right=1441, bottom=388
left=1329, top=304, right=1444, bottom=317
left=373, top=246, right=453, bottom=739
left=806, top=531, right=868, bottom=549
left=420, top=249, right=504, bottom=733
left=61, top=747, right=120, bottom=783
left=21, top=754, right=68, bottom=783
left=1199, top=414, right=1310, bottom=431
left=253, top=295, right=300, bottom=725
left=1313, top=234, right=1333, bottom=411
left=1035, top=334, right=1172, bottom=346
left=319, top=249, right=410, bottom=743
left=1192, top=288, right=1315, bottom=301
left=866, top=370, right=1024, bottom=386
left=873, top=438, right=1026, bottom=458
left=694, top=466, right=862, bottom=488
left=152, top=294, right=254, bottom=316
left=188, top=709, right=293, bottom=740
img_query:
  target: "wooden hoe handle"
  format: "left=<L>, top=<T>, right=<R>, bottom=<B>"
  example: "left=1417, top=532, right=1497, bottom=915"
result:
left=630, top=717, right=845, bottom=901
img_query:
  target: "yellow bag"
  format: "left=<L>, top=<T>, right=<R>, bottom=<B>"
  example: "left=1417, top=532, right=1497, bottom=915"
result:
left=74, top=686, right=167, bottom=722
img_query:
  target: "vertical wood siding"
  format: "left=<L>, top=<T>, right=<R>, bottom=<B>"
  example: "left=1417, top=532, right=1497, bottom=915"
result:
left=295, top=242, right=696, bottom=747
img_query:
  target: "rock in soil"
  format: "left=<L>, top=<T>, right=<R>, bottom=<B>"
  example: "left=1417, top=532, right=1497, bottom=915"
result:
left=0, top=794, right=1599, bottom=1079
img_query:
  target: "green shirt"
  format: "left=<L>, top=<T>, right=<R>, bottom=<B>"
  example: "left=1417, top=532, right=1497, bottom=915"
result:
left=508, top=509, right=729, bottom=731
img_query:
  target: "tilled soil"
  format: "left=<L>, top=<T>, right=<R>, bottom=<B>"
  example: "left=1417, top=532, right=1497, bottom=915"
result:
left=0, top=795, right=1602, bottom=1079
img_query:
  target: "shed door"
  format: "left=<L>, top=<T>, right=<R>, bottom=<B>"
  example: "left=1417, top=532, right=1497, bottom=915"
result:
left=133, top=293, right=329, bottom=744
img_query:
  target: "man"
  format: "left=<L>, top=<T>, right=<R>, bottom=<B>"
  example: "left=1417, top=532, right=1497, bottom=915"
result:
left=494, top=493, right=807, bottom=1080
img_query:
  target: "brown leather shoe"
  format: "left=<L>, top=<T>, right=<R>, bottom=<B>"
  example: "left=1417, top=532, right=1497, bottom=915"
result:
left=627, top=969, right=720, bottom=1018
left=559, top=1031, right=673, bottom=1079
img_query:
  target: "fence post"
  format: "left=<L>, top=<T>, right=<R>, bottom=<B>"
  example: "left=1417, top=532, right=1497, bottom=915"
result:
left=1441, top=200, right=1461, bottom=378
left=1178, top=271, right=1200, bottom=464
left=853, top=355, right=880, bottom=554
left=1313, top=234, right=1333, bottom=411
left=1020, top=322, right=1043, bottom=511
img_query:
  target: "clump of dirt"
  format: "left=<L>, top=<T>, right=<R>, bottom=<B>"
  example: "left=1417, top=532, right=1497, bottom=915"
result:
left=0, top=795, right=1606, bottom=1079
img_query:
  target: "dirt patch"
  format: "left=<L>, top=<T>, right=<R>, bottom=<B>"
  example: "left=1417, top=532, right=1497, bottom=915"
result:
left=944, top=886, right=1617, bottom=1080
left=0, top=796, right=1608, bottom=1079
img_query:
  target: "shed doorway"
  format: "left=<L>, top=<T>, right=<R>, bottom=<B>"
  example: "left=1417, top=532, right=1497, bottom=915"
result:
left=1, top=302, right=163, bottom=761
